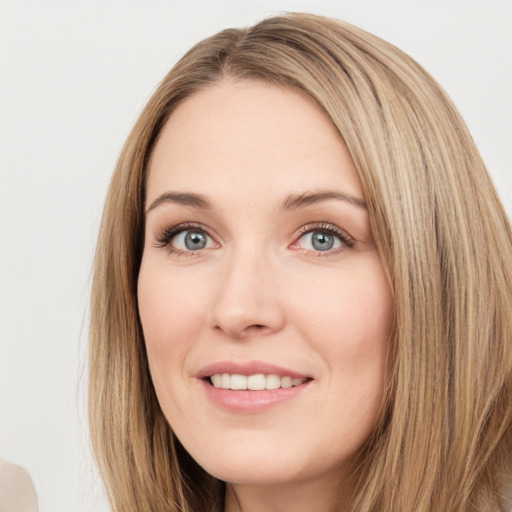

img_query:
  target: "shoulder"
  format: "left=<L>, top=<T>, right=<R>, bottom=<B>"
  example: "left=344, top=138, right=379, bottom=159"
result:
left=0, top=459, right=38, bottom=512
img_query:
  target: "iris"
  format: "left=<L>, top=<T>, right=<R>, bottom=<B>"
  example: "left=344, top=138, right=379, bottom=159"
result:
left=184, top=231, right=208, bottom=250
left=311, top=232, right=334, bottom=251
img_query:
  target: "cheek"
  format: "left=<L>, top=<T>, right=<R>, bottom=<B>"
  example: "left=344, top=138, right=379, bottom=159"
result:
left=137, top=261, right=215, bottom=429
left=290, top=258, right=393, bottom=354
left=137, top=262, right=207, bottom=372
left=287, top=256, right=393, bottom=424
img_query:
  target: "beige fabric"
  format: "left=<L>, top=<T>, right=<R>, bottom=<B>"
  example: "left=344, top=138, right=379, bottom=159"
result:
left=0, top=460, right=38, bottom=512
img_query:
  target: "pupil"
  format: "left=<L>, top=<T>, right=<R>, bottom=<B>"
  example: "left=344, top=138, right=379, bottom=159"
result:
left=312, top=232, right=334, bottom=251
left=185, top=231, right=207, bottom=250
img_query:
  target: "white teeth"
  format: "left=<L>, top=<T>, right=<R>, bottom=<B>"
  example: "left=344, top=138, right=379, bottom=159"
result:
left=266, top=374, right=281, bottom=389
left=230, top=374, right=247, bottom=390
left=209, top=373, right=307, bottom=390
left=247, top=374, right=266, bottom=390
left=281, top=376, right=293, bottom=388
left=211, top=374, right=222, bottom=387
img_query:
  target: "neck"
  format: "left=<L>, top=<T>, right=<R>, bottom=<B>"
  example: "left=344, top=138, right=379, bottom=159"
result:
left=224, top=472, right=352, bottom=512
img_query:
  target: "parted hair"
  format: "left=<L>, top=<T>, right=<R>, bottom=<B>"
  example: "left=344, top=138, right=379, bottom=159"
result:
left=89, top=12, right=512, bottom=512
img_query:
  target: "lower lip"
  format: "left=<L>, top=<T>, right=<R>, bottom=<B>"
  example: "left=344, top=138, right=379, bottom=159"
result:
left=201, top=379, right=312, bottom=413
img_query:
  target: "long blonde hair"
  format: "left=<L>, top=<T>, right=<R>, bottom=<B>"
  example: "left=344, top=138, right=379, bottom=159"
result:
left=89, top=13, right=512, bottom=511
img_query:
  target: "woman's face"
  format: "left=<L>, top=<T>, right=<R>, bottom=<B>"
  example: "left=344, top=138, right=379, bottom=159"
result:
left=138, top=80, right=393, bottom=495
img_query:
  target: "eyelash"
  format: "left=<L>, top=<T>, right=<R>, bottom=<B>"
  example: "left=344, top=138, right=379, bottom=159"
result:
left=153, top=222, right=355, bottom=256
left=153, top=222, right=209, bottom=254
left=293, top=223, right=355, bottom=256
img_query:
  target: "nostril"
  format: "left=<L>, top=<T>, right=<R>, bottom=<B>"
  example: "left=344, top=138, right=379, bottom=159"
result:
left=239, top=324, right=268, bottom=335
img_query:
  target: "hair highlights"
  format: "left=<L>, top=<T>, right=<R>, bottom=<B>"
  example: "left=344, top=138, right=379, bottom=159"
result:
left=89, top=13, right=512, bottom=511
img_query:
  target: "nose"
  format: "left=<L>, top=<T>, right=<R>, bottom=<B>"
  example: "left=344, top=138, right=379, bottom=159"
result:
left=210, top=248, right=285, bottom=340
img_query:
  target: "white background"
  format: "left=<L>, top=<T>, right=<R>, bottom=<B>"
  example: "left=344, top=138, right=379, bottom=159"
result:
left=0, top=1, right=510, bottom=510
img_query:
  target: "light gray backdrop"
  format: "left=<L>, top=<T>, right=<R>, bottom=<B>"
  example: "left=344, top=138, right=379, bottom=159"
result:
left=0, top=1, right=510, bottom=511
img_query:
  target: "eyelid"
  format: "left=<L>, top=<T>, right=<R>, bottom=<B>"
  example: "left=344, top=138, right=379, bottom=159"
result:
left=290, top=222, right=355, bottom=252
left=151, top=221, right=355, bottom=256
left=153, top=222, right=217, bottom=251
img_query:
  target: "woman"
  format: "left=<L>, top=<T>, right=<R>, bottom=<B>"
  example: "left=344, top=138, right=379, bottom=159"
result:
left=89, top=13, right=512, bottom=512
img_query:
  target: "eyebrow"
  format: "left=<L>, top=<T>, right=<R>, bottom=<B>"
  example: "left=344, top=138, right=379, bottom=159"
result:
left=145, top=192, right=212, bottom=213
left=280, top=190, right=367, bottom=210
left=145, top=188, right=367, bottom=214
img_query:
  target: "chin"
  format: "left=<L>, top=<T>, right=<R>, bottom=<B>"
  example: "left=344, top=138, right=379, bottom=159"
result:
left=201, top=460, right=303, bottom=486
left=182, top=434, right=347, bottom=487
left=189, top=442, right=287, bottom=483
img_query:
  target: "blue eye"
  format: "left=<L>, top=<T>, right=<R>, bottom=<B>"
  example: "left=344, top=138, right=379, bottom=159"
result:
left=292, top=224, right=354, bottom=254
left=299, top=230, right=343, bottom=251
left=154, top=223, right=216, bottom=253
left=171, top=230, right=213, bottom=251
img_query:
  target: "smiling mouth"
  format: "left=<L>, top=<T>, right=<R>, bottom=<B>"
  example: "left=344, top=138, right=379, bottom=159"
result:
left=208, top=373, right=310, bottom=390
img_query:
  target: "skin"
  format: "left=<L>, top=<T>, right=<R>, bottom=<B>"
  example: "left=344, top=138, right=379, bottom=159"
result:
left=138, top=79, right=393, bottom=512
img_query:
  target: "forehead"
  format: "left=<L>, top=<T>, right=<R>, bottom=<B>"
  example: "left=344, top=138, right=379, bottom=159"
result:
left=146, top=79, right=363, bottom=204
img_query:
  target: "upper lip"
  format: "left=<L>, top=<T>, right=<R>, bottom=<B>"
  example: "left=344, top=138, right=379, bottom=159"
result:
left=197, top=360, right=311, bottom=379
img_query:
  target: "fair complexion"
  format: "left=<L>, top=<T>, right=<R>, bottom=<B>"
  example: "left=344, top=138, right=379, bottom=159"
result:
left=138, top=80, right=393, bottom=512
